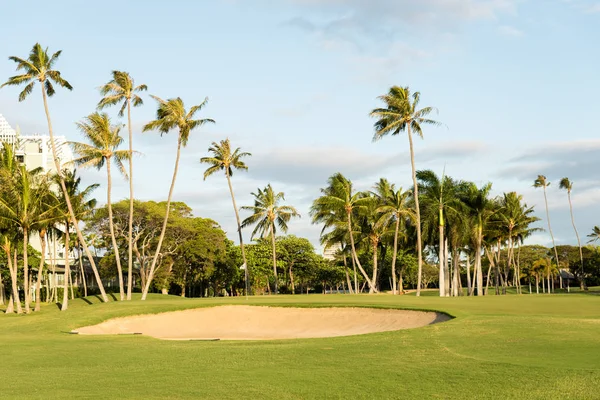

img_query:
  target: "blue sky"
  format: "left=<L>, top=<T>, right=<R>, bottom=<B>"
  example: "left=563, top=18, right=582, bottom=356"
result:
left=0, top=0, right=599, bottom=251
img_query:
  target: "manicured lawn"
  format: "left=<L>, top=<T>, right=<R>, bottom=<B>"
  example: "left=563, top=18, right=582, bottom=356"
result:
left=2, top=292, right=600, bottom=399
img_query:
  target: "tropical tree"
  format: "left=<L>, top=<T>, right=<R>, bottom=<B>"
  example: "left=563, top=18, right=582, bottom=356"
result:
left=98, top=70, right=147, bottom=300
left=587, top=226, right=600, bottom=244
left=1, top=43, right=108, bottom=302
left=559, top=178, right=585, bottom=289
left=370, top=86, right=440, bottom=296
left=200, top=139, right=251, bottom=296
left=310, top=173, right=376, bottom=292
left=241, top=184, right=300, bottom=294
left=71, top=112, right=130, bottom=300
left=140, top=96, right=214, bottom=300
left=534, top=175, right=560, bottom=290
left=372, top=178, right=413, bottom=294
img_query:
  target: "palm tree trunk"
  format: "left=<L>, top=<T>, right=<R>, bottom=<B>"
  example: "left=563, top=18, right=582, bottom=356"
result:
left=452, top=249, right=460, bottom=297
left=5, top=246, right=21, bottom=314
left=23, top=227, right=30, bottom=313
left=79, top=245, right=87, bottom=297
left=466, top=254, right=472, bottom=296
left=346, top=213, right=376, bottom=291
left=270, top=220, right=278, bottom=294
left=350, top=249, right=358, bottom=293
left=61, top=226, right=70, bottom=311
left=566, top=191, right=586, bottom=289
left=542, top=186, right=561, bottom=281
left=476, top=229, right=483, bottom=296
left=126, top=99, right=135, bottom=300
left=438, top=220, right=445, bottom=297
left=407, top=125, right=423, bottom=296
left=391, top=217, right=400, bottom=295
left=370, top=240, right=378, bottom=294
left=40, top=87, right=108, bottom=303
left=34, top=229, right=47, bottom=311
left=445, top=237, right=450, bottom=297
left=141, top=135, right=182, bottom=300
left=342, top=254, right=353, bottom=294
left=106, top=159, right=125, bottom=301
left=225, top=171, right=249, bottom=297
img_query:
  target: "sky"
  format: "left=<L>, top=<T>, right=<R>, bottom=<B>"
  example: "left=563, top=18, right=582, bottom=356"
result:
left=0, top=0, right=599, bottom=252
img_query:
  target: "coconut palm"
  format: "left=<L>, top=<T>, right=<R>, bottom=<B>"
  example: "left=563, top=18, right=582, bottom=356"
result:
left=559, top=178, right=585, bottom=289
left=98, top=71, right=147, bottom=300
left=1, top=43, right=108, bottom=302
left=370, top=86, right=440, bottom=296
left=141, top=96, right=214, bottom=300
left=587, top=226, right=600, bottom=243
left=52, top=171, right=98, bottom=310
left=71, top=112, right=130, bottom=300
left=310, top=173, right=375, bottom=292
left=200, top=139, right=251, bottom=296
left=372, top=179, right=413, bottom=294
left=0, top=165, right=56, bottom=313
left=533, top=175, right=560, bottom=291
left=241, top=184, right=300, bottom=294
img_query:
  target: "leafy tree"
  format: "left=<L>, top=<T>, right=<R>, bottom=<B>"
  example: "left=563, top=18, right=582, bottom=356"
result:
left=370, top=86, right=440, bottom=296
left=98, top=70, right=147, bottom=300
left=533, top=175, right=560, bottom=292
left=241, top=184, right=300, bottom=294
left=141, top=96, right=214, bottom=300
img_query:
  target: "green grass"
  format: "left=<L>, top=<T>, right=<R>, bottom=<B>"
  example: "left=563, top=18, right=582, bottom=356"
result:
left=2, top=292, right=600, bottom=399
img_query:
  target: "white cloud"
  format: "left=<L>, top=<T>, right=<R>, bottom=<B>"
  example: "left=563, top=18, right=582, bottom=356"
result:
left=498, top=25, right=524, bottom=36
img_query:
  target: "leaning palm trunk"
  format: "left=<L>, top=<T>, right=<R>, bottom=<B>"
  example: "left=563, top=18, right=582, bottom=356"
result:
left=466, top=254, right=472, bottom=296
left=6, top=247, right=21, bottom=314
left=350, top=251, right=358, bottom=293
left=126, top=100, right=135, bottom=300
left=106, top=159, right=125, bottom=300
left=438, top=221, right=445, bottom=297
left=346, top=213, right=376, bottom=291
left=370, top=240, right=378, bottom=294
left=34, top=229, right=47, bottom=311
left=390, top=217, right=400, bottom=294
left=407, top=126, right=423, bottom=296
left=61, top=226, right=70, bottom=311
left=270, top=221, right=278, bottom=294
left=78, top=244, right=87, bottom=297
left=141, top=136, right=182, bottom=300
left=342, top=254, right=353, bottom=294
left=566, top=191, right=585, bottom=289
left=225, top=170, right=249, bottom=297
left=41, top=88, right=108, bottom=303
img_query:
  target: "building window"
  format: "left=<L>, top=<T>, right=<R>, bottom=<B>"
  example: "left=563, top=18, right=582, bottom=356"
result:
left=16, top=155, right=24, bottom=163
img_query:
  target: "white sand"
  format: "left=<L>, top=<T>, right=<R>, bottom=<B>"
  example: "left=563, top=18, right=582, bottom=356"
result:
left=74, top=305, right=450, bottom=340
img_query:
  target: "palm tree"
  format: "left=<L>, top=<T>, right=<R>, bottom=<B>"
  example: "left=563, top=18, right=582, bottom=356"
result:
left=200, top=139, right=251, bottom=296
left=140, top=96, right=214, bottom=300
left=1, top=43, right=109, bottom=302
left=417, top=170, right=462, bottom=297
left=241, top=184, right=300, bottom=294
left=52, top=171, right=98, bottom=310
left=71, top=112, right=130, bottom=300
left=310, top=173, right=375, bottom=292
left=559, top=178, right=585, bottom=289
left=533, top=175, right=560, bottom=291
left=372, top=179, right=413, bottom=294
left=98, top=71, right=147, bottom=300
left=370, top=86, right=440, bottom=296
left=0, top=165, right=56, bottom=313
left=587, top=226, right=600, bottom=243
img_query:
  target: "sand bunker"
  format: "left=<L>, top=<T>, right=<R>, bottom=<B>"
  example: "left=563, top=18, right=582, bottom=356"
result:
left=74, top=305, right=450, bottom=340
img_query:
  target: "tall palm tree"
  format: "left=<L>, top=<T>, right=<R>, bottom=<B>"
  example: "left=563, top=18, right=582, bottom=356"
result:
left=372, top=178, right=413, bottom=294
left=559, top=178, right=585, bottom=289
left=241, top=184, right=300, bottom=294
left=370, top=86, right=440, bottom=296
left=200, top=139, right=251, bottom=296
left=534, top=175, right=560, bottom=290
left=310, top=173, right=375, bottom=292
left=141, top=96, right=214, bottom=300
left=71, top=112, right=130, bottom=300
left=98, top=71, right=147, bottom=300
left=1, top=43, right=108, bottom=302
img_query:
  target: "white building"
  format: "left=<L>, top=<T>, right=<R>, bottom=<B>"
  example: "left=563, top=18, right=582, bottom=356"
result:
left=0, top=114, right=17, bottom=144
